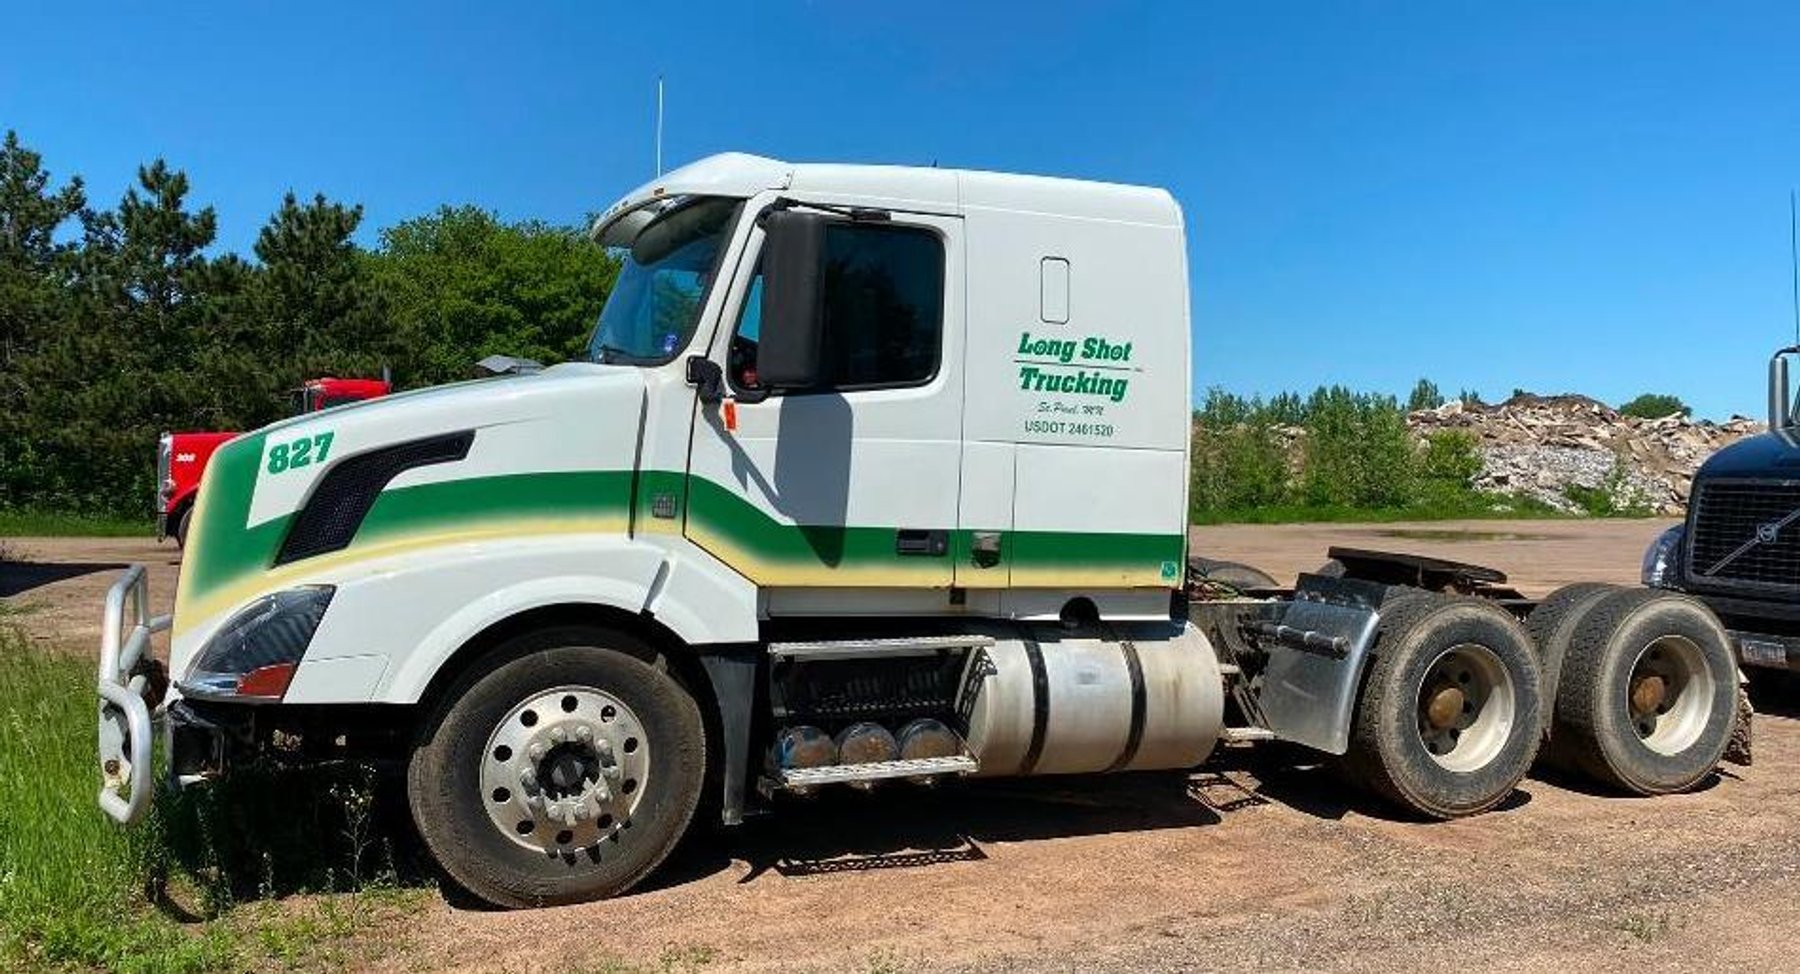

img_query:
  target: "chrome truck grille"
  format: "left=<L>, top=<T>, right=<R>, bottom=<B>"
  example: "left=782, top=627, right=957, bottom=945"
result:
left=1686, top=479, right=1800, bottom=594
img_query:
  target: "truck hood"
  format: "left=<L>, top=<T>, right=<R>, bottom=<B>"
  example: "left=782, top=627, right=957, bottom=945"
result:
left=172, top=362, right=650, bottom=642
left=1694, top=427, right=1800, bottom=481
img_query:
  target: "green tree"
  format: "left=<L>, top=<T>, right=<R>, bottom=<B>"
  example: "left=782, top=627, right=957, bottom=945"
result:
left=19, top=160, right=224, bottom=511
left=1191, top=389, right=1291, bottom=514
left=1300, top=386, right=1416, bottom=508
left=209, top=192, right=394, bottom=426
left=0, top=131, right=86, bottom=507
left=0, top=131, right=85, bottom=365
left=1618, top=392, right=1690, bottom=419
left=1406, top=378, right=1445, bottom=412
left=368, top=206, right=619, bottom=384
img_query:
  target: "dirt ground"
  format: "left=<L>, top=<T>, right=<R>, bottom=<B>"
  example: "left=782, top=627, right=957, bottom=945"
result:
left=4, top=521, right=1797, bottom=974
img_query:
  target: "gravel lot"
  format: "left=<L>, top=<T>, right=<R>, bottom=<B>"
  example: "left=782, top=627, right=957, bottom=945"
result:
left=3, top=521, right=1795, bottom=974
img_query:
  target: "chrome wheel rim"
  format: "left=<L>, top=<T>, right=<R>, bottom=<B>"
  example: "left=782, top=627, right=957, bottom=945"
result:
left=480, top=686, right=650, bottom=855
left=1417, top=643, right=1516, bottom=772
left=1627, top=635, right=1713, bottom=756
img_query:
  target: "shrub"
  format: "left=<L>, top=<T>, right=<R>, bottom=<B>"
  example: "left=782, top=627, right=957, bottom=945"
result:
left=1564, top=453, right=1654, bottom=517
left=1191, top=389, right=1291, bottom=512
left=1300, top=386, right=1416, bottom=509
left=1619, top=393, right=1690, bottom=419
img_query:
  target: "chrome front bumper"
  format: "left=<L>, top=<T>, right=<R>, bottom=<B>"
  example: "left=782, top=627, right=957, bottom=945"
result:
left=97, top=566, right=170, bottom=825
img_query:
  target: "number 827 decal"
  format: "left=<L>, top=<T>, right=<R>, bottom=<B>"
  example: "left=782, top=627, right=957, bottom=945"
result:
left=267, top=432, right=335, bottom=475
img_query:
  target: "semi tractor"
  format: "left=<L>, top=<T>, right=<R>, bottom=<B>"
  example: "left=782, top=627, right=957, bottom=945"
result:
left=157, top=377, right=390, bottom=547
left=1641, top=345, right=1800, bottom=675
left=97, top=154, right=1745, bottom=909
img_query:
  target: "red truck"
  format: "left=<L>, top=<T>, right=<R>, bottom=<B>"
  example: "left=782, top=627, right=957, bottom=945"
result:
left=155, top=377, right=389, bottom=546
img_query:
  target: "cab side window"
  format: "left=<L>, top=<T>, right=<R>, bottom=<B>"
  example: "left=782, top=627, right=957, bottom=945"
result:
left=730, top=221, right=944, bottom=392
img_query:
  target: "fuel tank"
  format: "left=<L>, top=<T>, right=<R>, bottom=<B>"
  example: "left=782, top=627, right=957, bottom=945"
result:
left=960, top=620, right=1224, bottom=776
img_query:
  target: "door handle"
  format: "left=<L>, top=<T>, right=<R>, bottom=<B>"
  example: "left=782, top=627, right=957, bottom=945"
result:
left=895, top=529, right=948, bottom=557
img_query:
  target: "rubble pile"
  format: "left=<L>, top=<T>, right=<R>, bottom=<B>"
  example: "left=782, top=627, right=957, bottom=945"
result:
left=1409, top=395, right=1761, bottom=515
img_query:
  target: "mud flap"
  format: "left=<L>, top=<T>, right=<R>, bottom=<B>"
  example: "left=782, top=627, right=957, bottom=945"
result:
left=1253, top=599, right=1382, bottom=755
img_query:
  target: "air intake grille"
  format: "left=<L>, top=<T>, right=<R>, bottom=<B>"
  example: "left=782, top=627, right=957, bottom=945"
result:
left=275, top=431, right=474, bottom=566
left=1686, top=479, right=1800, bottom=593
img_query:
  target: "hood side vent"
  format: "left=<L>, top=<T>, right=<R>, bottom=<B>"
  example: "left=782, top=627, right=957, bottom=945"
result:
left=275, top=431, right=475, bottom=566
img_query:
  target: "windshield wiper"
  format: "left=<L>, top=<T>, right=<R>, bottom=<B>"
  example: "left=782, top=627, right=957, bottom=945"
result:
left=591, top=343, right=643, bottom=365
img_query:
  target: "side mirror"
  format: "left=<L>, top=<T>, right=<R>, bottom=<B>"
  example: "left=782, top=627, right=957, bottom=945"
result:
left=755, top=209, right=828, bottom=389
left=1771, top=348, right=1800, bottom=429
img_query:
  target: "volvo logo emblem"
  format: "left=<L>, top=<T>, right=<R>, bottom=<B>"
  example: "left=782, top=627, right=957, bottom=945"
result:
left=1758, top=521, right=1782, bottom=544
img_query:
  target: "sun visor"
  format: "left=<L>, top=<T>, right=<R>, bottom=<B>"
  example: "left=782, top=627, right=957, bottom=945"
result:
left=589, top=152, right=792, bottom=247
left=595, top=206, right=661, bottom=248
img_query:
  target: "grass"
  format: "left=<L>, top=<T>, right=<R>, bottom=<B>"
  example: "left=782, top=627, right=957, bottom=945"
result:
left=0, top=622, right=426, bottom=972
left=1190, top=490, right=1580, bottom=525
left=0, top=509, right=153, bottom=538
left=1614, top=908, right=1678, bottom=943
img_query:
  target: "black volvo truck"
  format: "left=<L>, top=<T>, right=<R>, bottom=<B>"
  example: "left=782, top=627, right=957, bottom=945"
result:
left=1642, top=346, right=1800, bottom=674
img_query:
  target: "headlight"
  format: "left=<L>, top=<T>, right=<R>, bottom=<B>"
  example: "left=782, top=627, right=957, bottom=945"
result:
left=1641, top=525, right=1685, bottom=589
left=180, top=586, right=334, bottom=702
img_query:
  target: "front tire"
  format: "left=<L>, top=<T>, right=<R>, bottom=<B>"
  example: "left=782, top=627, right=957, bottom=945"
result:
left=408, top=627, right=705, bottom=908
left=1554, top=590, right=1736, bottom=795
left=1345, top=594, right=1544, bottom=819
left=173, top=505, right=193, bottom=549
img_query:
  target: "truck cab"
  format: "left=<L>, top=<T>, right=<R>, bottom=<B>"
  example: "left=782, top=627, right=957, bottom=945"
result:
left=1643, top=346, right=1800, bottom=674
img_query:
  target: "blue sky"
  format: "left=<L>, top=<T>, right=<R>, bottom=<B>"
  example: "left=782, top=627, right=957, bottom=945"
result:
left=5, top=2, right=1798, bottom=419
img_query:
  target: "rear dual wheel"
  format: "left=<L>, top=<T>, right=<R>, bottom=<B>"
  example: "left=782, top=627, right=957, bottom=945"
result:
left=1345, top=594, right=1543, bottom=819
left=1551, top=589, right=1736, bottom=795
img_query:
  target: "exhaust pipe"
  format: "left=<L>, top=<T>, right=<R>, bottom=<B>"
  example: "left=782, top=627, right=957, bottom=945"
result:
left=1771, top=348, right=1800, bottom=429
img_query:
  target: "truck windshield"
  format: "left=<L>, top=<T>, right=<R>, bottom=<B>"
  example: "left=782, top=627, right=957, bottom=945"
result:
left=587, top=196, right=741, bottom=365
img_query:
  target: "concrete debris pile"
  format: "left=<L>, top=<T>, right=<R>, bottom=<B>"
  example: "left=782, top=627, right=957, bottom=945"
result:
left=1409, top=395, right=1761, bottom=516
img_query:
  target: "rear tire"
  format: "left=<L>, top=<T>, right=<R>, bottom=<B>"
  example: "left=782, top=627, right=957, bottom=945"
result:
left=408, top=627, right=705, bottom=908
left=1187, top=555, right=1279, bottom=590
left=1525, top=582, right=1620, bottom=769
left=1345, top=593, right=1544, bottom=819
left=1553, top=589, right=1736, bottom=795
left=173, top=506, right=193, bottom=549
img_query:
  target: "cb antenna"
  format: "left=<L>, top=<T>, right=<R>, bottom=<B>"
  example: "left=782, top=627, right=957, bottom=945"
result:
left=1790, top=188, right=1798, bottom=345
left=655, top=76, right=665, bottom=177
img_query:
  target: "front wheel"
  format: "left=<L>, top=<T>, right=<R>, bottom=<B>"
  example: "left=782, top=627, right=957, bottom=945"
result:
left=173, top=506, right=193, bottom=549
left=408, top=628, right=706, bottom=908
left=1554, top=590, right=1736, bottom=795
left=1344, top=593, right=1544, bottom=819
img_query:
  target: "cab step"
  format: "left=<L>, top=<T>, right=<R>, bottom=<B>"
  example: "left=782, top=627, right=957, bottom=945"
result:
left=767, top=635, right=994, bottom=661
left=1221, top=726, right=1277, bottom=744
left=775, top=754, right=979, bottom=788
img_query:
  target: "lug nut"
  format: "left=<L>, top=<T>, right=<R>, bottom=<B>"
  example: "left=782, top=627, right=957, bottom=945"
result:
left=550, top=727, right=566, bottom=743
left=575, top=725, right=593, bottom=743
left=527, top=743, right=545, bottom=761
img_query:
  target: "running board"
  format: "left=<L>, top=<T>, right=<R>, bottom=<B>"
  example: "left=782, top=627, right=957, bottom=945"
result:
left=1221, top=726, right=1277, bottom=744
left=776, top=755, right=979, bottom=788
left=768, top=635, right=994, bottom=661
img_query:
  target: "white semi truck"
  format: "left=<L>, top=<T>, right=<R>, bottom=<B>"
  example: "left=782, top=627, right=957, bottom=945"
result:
left=97, top=154, right=1746, bottom=908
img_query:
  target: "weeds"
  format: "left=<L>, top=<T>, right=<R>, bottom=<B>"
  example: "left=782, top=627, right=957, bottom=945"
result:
left=1614, top=908, right=1677, bottom=942
left=1563, top=453, right=1654, bottom=518
left=0, top=624, right=425, bottom=972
